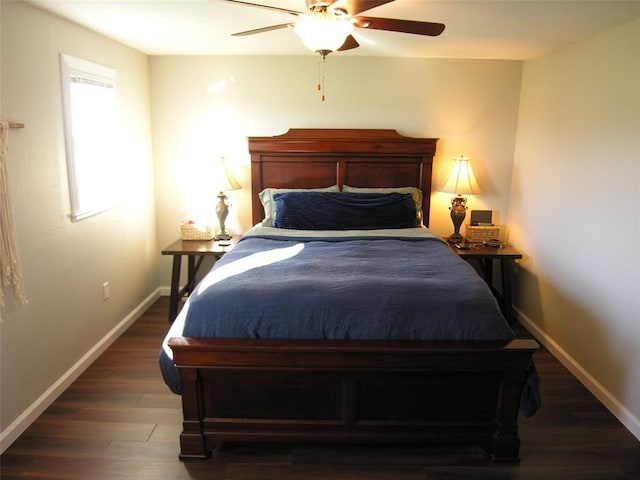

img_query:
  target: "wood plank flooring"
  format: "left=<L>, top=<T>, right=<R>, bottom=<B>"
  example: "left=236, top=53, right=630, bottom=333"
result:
left=2, top=297, right=639, bottom=479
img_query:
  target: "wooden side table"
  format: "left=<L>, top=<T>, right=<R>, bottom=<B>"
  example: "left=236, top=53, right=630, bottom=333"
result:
left=161, top=238, right=236, bottom=322
left=448, top=242, right=523, bottom=323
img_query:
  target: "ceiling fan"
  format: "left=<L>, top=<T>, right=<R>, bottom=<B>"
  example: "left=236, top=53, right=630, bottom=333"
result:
left=224, top=0, right=445, bottom=56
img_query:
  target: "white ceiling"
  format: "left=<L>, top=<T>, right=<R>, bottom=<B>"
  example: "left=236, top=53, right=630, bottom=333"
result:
left=24, top=0, right=640, bottom=59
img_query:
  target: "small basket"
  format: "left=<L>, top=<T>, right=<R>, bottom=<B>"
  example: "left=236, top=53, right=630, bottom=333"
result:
left=465, top=225, right=500, bottom=244
left=180, top=223, right=214, bottom=241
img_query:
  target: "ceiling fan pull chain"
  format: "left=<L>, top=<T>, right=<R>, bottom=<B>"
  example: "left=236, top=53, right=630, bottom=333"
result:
left=317, top=53, right=326, bottom=102
left=317, top=54, right=322, bottom=93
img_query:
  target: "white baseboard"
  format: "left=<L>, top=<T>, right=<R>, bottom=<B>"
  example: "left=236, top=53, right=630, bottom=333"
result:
left=516, top=307, right=640, bottom=441
left=0, top=288, right=162, bottom=454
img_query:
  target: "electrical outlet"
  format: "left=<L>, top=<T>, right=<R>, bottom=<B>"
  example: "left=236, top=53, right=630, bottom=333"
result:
left=102, top=281, right=110, bottom=301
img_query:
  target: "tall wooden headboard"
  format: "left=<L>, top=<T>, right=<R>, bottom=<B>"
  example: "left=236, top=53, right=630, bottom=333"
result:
left=248, top=129, right=438, bottom=226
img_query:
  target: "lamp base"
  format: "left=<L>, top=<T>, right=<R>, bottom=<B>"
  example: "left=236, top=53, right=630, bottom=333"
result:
left=215, top=233, right=232, bottom=241
left=448, top=233, right=464, bottom=244
left=448, top=194, right=467, bottom=245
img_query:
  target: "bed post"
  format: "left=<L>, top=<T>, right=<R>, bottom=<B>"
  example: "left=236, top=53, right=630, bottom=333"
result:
left=177, top=368, right=210, bottom=459
left=489, top=360, right=532, bottom=462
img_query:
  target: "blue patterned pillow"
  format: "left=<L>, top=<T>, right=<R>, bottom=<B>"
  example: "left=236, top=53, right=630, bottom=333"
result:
left=273, top=192, right=418, bottom=230
left=258, top=186, right=339, bottom=226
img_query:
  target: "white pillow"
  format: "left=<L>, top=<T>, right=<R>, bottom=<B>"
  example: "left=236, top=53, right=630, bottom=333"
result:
left=342, top=185, right=424, bottom=225
left=259, top=185, right=340, bottom=226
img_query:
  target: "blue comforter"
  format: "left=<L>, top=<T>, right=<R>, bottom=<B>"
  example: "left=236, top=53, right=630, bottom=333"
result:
left=160, top=227, right=518, bottom=393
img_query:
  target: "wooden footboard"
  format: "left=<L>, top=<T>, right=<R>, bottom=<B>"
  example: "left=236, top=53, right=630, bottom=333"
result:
left=169, top=337, right=538, bottom=463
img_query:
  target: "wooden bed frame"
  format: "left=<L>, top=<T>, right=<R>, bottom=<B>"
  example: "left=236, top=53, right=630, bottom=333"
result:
left=168, top=129, right=538, bottom=463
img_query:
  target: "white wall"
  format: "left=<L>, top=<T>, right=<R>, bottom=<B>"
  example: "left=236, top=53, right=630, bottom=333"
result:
left=150, top=55, right=523, bottom=282
left=0, top=1, right=158, bottom=449
left=509, top=19, right=640, bottom=439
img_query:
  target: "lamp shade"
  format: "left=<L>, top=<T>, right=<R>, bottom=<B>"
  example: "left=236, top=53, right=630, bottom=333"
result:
left=215, top=156, right=241, bottom=192
left=294, top=11, right=353, bottom=53
left=442, top=156, right=480, bottom=195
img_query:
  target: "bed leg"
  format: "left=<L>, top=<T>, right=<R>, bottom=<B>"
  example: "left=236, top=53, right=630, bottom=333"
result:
left=490, top=429, right=521, bottom=463
left=177, top=369, right=211, bottom=460
left=178, top=428, right=211, bottom=460
left=490, top=371, right=527, bottom=462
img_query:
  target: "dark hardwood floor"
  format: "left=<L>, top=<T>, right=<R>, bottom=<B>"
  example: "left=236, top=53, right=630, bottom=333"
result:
left=2, top=296, right=638, bottom=479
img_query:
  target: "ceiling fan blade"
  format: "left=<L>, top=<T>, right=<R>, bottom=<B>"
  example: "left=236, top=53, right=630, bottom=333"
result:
left=337, top=34, right=360, bottom=51
left=222, top=0, right=303, bottom=17
left=231, top=23, right=293, bottom=36
left=354, top=16, right=445, bottom=36
left=330, top=0, right=395, bottom=16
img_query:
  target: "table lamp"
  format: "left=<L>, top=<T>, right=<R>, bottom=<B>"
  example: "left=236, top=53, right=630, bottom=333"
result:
left=442, top=156, right=480, bottom=243
left=214, top=156, right=241, bottom=241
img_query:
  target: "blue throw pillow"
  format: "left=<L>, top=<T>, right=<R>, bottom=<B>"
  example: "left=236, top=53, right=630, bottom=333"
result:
left=273, top=192, right=418, bottom=230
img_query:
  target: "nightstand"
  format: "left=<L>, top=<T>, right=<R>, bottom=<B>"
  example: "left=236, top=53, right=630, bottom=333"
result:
left=448, top=242, right=523, bottom=323
left=161, top=238, right=237, bottom=322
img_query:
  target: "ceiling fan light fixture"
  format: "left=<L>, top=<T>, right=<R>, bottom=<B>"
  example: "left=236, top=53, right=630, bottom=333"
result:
left=294, top=11, right=353, bottom=53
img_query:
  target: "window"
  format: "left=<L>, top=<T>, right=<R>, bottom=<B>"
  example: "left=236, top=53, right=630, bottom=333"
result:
left=60, top=54, right=119, bottom=221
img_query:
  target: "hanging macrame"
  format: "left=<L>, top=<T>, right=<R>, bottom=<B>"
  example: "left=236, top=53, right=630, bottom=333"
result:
left=0, top=117, right=27, bottom=307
